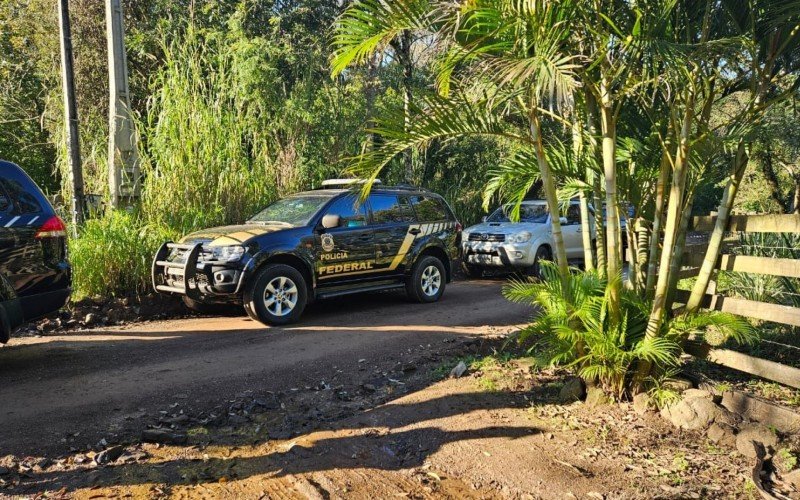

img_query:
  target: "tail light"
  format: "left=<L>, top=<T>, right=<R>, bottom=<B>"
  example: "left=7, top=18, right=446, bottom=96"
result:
left=455, top=222, right=463, bottom=232
left=35, top=215, right=68, bottom=239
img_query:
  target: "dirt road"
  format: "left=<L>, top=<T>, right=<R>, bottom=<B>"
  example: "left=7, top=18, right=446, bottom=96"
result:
left=0, top=280, right=530, bottom=457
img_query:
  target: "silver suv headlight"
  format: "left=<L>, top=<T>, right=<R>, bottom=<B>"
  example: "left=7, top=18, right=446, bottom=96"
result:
left=508, top=231, right=532, bottom=244
left=206, top=245, right=245, bottom=262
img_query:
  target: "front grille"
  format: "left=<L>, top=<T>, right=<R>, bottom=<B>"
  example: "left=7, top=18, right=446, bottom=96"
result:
left=468, top=233, right=506, bottom=242
left=169, top=245, right=215, bottom=263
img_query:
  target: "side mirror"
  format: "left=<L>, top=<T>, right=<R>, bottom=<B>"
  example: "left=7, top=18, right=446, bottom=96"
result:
left=321, top=214, right=340, bottom=229
left=559, top=216, right=569, bottom=225
left=481, top=216, right=488, bottom=222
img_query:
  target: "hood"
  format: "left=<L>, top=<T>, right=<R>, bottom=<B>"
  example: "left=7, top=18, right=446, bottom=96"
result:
left=465, top=221, right=549, bottom=235
left=180, top=224, right=290, bottom=247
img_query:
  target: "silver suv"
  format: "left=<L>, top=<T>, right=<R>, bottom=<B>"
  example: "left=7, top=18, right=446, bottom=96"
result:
left=461, top=200, right=595, bottom=277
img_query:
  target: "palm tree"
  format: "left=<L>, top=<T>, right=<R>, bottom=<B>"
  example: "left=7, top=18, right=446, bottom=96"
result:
left=332, top=0, right=582, bottom=288
left=686, top=0, right=800, bottom=313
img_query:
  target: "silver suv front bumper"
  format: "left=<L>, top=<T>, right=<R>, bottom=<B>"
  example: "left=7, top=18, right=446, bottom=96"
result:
left=462, top=241, right=535, bottom=268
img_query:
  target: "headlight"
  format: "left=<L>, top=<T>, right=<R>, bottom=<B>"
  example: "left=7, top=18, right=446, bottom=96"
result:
left=206, top=245, right=245, bottom=262
left=509, top=231, right=532, bottom=244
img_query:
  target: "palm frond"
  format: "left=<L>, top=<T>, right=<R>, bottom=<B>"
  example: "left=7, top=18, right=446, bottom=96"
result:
left=331, top=0, right=431, bottom=76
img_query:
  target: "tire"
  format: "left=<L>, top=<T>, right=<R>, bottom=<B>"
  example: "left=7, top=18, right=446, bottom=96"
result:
left=243, top=264, right=308, bottom=326
left=463, top=263, right=484, bottom=279
left=531, top=245, right=552, bottom=279
left=406, top=255, right=447, bottom=303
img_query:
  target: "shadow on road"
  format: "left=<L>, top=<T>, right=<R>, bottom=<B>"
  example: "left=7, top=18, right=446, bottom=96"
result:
left=14, top=389, right=540, bottom=494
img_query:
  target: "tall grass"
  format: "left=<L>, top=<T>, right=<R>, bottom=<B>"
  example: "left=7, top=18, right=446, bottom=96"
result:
left=70, top=211, right=177, bottom=299
left=139, top=28, right=294, bottom=233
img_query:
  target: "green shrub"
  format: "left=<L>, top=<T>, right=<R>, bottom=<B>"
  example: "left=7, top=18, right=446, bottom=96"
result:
left=70, top=211, right=177, bottom=299
left=504, top=263, right=757, bottom=399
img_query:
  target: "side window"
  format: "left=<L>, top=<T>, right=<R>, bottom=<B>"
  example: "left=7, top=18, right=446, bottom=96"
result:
left=0, top=187, right=10, bottom=213
left=0, top=179, right=42, bottom=214
left=323, top=195, right=367, bottom=228
left=410, top=195, right=449, bottom=222
left=370, top=194, right=415, bottom=224
left=566, top=204, right=581, bottom=224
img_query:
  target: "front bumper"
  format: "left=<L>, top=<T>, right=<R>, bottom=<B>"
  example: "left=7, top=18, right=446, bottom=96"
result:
left=152, top=242, right=245, bottom=300
left=462, top=241, right=534, bottom=268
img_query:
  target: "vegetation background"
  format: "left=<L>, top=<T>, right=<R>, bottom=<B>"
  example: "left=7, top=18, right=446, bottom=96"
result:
left=0, top=0, right=505, bottom=297
left=0, top=0, right=798, bottom=305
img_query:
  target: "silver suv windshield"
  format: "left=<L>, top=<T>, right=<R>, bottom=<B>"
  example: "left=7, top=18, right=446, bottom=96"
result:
left=249, top=195, right=332, bottom=226
left=487, top=204, right=548, bottom=223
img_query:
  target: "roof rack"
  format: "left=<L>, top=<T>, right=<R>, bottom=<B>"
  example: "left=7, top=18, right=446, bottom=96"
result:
left=319, top=178, right=382, bottom=189
left=386, top=183, right=432, bottom=192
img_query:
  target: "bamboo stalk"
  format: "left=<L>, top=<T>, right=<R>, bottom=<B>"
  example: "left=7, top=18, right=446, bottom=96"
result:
left=600, top=78, right=622, bottom=315
left=530, top=109, right=569, bottom=286
left=686, top=140, right=748, bottom=312
left=645, top=149, right=671, bottom=299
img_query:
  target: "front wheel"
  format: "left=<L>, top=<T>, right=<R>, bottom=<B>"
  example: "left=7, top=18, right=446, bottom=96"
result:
left=244, top=264, right=308, bottom=326
left=530, top=245, right=552, bottom=279
left=406, top=256, right=446, bottom=303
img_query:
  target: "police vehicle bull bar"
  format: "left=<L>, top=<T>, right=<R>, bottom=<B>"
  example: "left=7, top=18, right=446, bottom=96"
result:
left=152, top=242, right=204, bottom=300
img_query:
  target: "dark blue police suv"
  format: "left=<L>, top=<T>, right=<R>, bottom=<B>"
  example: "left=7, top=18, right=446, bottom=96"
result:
left=153, top=181, right=461, bottom=326
left=0, top=161, right=71, bottom=343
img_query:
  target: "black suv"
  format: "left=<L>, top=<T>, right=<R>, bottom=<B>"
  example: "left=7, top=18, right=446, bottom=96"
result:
left=152, top=183, right=461, bottom=326
left=0, top=161, right=71, bottom=343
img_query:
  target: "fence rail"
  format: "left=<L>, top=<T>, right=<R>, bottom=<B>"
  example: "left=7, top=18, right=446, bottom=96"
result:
left=674, top=214, right=800, bottom=391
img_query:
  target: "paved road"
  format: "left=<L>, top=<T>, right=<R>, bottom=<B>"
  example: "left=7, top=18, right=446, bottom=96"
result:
left=0, top=280, right=531, bottom=457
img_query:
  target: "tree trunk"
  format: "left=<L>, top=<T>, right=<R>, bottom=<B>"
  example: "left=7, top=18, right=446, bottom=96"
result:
left=636, top=92, right=696, bottom=390
left=760, top=144, right=789, bottom=212
left=645, top=146, right=672, bottom=299
left=646, top=96, right=694, bottom=338
left=687, top=33, right=779, bottom=312
left=585, top=90, right=605, bottom=275
left=530, top=110, right=569, bottom=286
left=665, top=195, right=695, bottom=310
left=572, top=109, right=594, bottom=271
left=580, top=193, right=594, bottom=271
left=634, top=219, right=650, bottom=292
left=400, top=30, right=413, bottom=183
left=686, top=140, right=748, bottom=312
left=793, top=174, right=800, bottom=214
left=599, top=77, right=621, bottom=315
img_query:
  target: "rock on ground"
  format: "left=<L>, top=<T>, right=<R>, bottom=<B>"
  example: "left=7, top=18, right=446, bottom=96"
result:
left=660, top=391, right=721, bottom=430
left=559, top=378, right=586, bottom=403
left=584, top=387, right=613, bottom=407
left=450, top=361, right=467, bottom=378
left=707, top=423, right=737, bottom=448
left=736, top=424, right=779, bottom=458
left=632, top=393, right=655, bottom=415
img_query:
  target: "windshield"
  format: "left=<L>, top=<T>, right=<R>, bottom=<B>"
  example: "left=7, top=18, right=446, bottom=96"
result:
left=487, top=204, right=549, bottom=223
left=248, top=195, right=332, bottom=226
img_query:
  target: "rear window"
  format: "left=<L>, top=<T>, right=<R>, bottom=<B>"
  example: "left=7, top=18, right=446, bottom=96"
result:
left=369, top=194, right=415, bottom=224
left=410, top=195, right=451, bottom=222
left=0, top=163, right=48, bottom=214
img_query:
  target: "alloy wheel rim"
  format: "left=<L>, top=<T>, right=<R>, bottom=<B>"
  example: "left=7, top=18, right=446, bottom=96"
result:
left=421, top=265, right=442, bottom=297
left=263, top=276, right=298, bottom=316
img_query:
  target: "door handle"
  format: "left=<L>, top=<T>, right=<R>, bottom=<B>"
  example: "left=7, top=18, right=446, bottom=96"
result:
left=357, top=233, right=372, bottom=241
left=408, top=228, right=421, bottom=235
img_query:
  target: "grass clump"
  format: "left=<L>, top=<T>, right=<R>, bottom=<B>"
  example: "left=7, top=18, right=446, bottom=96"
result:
left=70, top=211, right=177, bottom=299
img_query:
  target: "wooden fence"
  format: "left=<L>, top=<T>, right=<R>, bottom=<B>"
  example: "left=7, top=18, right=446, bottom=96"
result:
left=674, top=213, right=800, bottom=390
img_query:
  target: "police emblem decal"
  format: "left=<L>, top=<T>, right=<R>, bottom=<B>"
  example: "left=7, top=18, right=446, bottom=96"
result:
left=321, top=233, right=335, bottom=252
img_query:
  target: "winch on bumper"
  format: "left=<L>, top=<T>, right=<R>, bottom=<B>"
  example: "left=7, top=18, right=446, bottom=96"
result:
left=462, top=234, right=536, bottom=268
left=152, top=242, right=245, bottom=300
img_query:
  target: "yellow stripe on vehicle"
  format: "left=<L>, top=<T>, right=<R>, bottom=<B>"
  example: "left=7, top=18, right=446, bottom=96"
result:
left=388, top=223, right=420, bottom=271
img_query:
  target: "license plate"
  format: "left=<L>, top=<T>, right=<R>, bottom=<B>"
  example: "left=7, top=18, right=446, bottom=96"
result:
left=469, top=254, right=495, bottom=265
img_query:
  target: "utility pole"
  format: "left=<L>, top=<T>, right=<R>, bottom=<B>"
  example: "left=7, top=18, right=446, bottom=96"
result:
left=106, top=0, right=140, bottom=208
left=57, top=0, right=85, bottom=229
